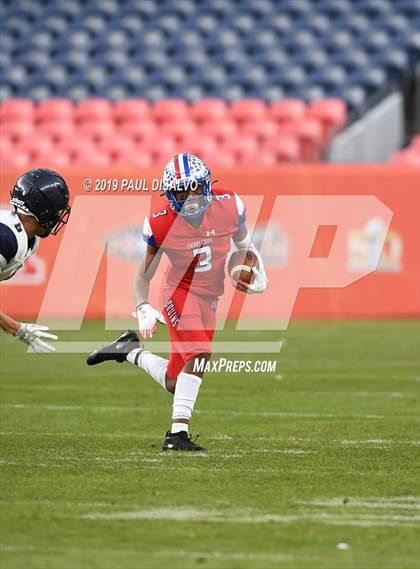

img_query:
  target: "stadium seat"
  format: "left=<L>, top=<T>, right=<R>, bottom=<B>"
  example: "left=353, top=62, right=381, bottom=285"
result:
left=220, top=136, right=258, bottom=164
left=390, top=134, right=420, bottom=165
left=34, top=149, right=72, bottom=168
left=152, top=99, right=189, bottom=123
left=269, top=99, right=307, bottom=123
left=56, top=138, right=96, bottom=162
left=191, top=99, right=228, bottom=123
left=0, top=98, right=34, bottom=121
left=261, top=136, right=301, bottom=162
left=230, top=99, right=268, bottom=123
left=74, top=151, right=110, bottom=167
left=139, top=138, right=177, bottom=163
left=350, top=66, right=388, bottom=94
left=99, top=136, right=137, bottom=164
left=0, top=120, right=34, bottom=142
left=409, top=135, right=420, bottom=151
left=175, top=137, right=218, bottom=162
left=203, top=150, right=236, bottom=167
left=36, top=98, right=74, bottom=122
left=199, top=120, right=238, bottom=144
left=1, top=0, right=419, bottom=164
left=18, top=137, right=54, bottom=157
left=0, top=0, right=418, bottom=120
left=0, top=135, right=12, bottom=155
left=114, top=150, right=154, bottom=167
left=281, top=119, right=325, bottom=161
left=118, top=120, right=158, bottom=143
left=0, top=147, right=31, bottom=168
left=239, top=120, right=279, bottom=142
left=391, top=150, right=420, bottom=166
left=114, top=99, right=151, bottom=123
left=336, top=85, right=368, bottom=112
left=159, top=121, right=197, bottom=144
left=38, top=120, right=75, bottom=141
left=307, top=98, right=347, bottom=142
left=373, top=49, right=410, bottom=82
left=75, top=98, right=113, bottom=122
left=78, top=120, right=115, bottom=142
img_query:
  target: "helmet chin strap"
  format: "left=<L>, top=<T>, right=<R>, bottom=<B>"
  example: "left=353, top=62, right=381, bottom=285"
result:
left=14, top=206, right=38, bottom=220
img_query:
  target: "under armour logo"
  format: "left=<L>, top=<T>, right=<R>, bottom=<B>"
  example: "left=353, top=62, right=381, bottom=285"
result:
left=206, top=229, right=216, bottom=236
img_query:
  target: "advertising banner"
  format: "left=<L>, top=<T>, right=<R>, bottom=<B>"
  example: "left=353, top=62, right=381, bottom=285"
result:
left=1, top=165, right=418, bottom=321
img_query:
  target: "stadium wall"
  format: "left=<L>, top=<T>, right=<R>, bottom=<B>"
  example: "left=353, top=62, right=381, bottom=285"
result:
left=0, top=165, right=418, bottom=321
left=328, top=92, right=405, bottom=162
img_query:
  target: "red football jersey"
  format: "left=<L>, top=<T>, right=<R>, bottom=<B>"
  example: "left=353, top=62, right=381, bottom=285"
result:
left=143, top=189, right=246, bottom=298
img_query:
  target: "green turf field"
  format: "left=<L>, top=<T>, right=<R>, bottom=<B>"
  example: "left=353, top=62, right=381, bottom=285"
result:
left=0, top=319, right=419, bottom=569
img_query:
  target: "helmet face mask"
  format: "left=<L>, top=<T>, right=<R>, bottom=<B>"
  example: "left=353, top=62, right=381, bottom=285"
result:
left=162, top=154, right=212, bottom=219
left=10, top=168, right=71, bottom=236
left=49, top=208, right=71, bottom=236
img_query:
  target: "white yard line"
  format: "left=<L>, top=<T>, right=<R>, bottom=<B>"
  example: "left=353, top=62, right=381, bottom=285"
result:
left=1, top=431, right=419, bottom=446
left=337, top=439, right=420, bottom=446
left=0, top=404, right=148, bottom=411
left=254, top=448, right=313, bottom=454
left=0, top=385, right=410, bottom=399
left=80, top=507, right=419, bottom=528
left=31, top=340, right=283, bottom=354
left=197, top=409, right=386, bottom=419
left=1, top=403, right=392, bottom=419
left=1, top=499, right=418, bottom=529
left=0, top=430, right=147, bottom=438
left=299, top=498, right=420, bottom=510
left=1, top=459, right=406, bottom=477
left=0, top=544, right=313, bottom=563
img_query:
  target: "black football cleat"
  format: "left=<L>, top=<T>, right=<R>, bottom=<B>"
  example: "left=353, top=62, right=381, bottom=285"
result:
left=162, top=430, right=207, bottom=452
left=86, top=330, right=141, bottom=365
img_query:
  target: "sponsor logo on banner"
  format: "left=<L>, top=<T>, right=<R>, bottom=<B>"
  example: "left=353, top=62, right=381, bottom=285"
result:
left=253, top=224, right=288, bottom=267
left=347, top=217, right=402, bottom=272
left=106, top=226, right=147, bottom=262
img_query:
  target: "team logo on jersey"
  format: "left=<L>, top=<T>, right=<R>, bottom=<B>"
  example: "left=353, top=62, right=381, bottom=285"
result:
left=106, top=226, right=146, bottom=262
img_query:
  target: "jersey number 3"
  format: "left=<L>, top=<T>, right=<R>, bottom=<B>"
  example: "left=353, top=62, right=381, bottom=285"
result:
left=192, top=245, right=212, bottom=272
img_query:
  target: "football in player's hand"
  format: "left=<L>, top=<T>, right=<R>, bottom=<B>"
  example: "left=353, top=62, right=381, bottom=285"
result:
left=228, top=249, right=259, bottom=289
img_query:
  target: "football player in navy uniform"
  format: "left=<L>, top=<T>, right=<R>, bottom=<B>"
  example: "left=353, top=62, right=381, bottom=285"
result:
left=0, top=168, right=71, bottom=352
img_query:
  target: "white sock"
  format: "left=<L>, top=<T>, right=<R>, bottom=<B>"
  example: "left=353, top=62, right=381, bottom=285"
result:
left=127, top=349, right=168, bottom=390
left=171, top=422, right=188, bottom=434
left=172, top=372, right=202, bottom=422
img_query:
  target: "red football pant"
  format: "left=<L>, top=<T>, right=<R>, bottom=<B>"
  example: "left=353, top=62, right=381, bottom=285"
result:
left=161, top=286, right=217, bottom=380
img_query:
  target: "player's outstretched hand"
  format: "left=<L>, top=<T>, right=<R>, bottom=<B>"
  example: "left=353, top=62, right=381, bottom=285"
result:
left=15, top=323, right=58, bottom=353
left=133, top=303, right=166, bottom=339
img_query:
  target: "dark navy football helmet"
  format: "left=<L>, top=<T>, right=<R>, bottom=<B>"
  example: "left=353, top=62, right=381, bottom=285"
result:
left=10, top=168, right=71, bottom=236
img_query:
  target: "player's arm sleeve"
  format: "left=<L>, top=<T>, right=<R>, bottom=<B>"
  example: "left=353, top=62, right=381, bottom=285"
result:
left=0, top=223, right=18, bottom=272
left=234, top=193, right=246, bottom=231
left=142, top=217, right=159, bottom=248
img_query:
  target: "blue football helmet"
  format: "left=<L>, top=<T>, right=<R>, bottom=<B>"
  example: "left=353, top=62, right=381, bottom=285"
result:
left=162, top=153, right=212, bottom=218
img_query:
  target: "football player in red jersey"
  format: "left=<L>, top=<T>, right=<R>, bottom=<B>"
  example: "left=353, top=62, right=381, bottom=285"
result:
left=87, top=154, right=267, bottom=451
